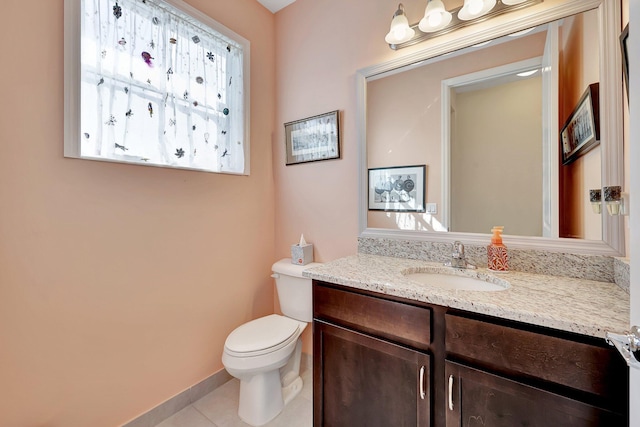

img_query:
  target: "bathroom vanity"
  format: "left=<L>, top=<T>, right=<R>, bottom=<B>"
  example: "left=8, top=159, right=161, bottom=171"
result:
left=307, top=254, right=630, bottom=427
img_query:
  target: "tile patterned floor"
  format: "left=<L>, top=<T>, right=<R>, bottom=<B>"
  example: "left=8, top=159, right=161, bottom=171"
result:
left=154, top=368, right=312, bottom=427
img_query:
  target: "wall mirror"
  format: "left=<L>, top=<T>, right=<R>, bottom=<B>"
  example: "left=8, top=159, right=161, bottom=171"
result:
left=357, top=0, right=624, bottom=255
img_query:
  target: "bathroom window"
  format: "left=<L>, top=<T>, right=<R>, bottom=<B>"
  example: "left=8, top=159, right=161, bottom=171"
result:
left=64, top=0, right=250, bottom=174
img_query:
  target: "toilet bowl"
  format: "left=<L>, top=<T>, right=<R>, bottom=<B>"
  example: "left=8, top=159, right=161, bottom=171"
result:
left=222, top=259, right=320, bottom=426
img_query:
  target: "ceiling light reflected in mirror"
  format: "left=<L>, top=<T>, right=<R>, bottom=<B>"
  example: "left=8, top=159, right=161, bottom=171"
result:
left=517, top=69, right=539, bottom=77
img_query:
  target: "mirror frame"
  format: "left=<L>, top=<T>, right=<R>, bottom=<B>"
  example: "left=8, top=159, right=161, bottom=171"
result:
left=357, top=0, right=625, bottom=256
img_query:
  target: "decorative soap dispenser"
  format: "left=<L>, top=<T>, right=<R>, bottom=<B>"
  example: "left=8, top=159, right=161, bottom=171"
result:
left=487, top=226, right=508, bottom=272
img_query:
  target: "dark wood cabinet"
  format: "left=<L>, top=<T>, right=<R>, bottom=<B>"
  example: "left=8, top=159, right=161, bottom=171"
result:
left=444, top=313, right=628, bottom=409
left=445, top=361, right=624, bottom=427
left=313, top=283, right=433, bottom=426
left=313, top=282, right=432, bottom=351
left=312, top=281, right=628, bottom=427
left=314, top=322, right=431, bottom=427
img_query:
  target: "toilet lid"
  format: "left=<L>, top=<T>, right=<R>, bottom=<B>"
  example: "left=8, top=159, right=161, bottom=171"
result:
left=225, top=314, right=300, bottom=356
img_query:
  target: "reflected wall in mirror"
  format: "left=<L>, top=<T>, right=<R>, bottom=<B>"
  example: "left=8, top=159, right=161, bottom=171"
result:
left=449, top=66, right=546, bottom=237
left=358, top=0, right=624, bottom=255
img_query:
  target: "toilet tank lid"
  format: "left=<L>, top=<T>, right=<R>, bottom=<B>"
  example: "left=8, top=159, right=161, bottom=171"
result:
left=272, top=258, right=321, bottom=277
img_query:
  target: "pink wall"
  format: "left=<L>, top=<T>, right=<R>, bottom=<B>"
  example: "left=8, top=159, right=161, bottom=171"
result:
left=0, top=0, right=276, bottom=426
left=273, top=1, right=401, bottom=262
left=273, top=1, right=400, bottom=354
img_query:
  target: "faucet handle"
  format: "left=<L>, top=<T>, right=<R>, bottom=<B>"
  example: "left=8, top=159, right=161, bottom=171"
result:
left=446, top=241, right=476, bottom=269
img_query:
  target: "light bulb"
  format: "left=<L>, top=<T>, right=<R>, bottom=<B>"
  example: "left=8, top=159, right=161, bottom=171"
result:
left=459, top=0, right=495, bottom=21
left=394, top=27, right=407, bottom=40
left=428, top=12, right=442, bottom=27
left=468, top=0, right=483, bottom=15
left=385, top=4, right=415, bottom=44
left=419, top=0, right=451, bottom=32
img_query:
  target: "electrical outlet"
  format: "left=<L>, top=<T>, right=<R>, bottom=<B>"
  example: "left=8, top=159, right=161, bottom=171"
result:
left=426, top=203, right=437, bottom=214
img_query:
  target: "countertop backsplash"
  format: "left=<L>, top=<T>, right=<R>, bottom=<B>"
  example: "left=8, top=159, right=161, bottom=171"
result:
left=614, top=257, right=630, bottom=294
left=358, top=237, right=625, bottom=288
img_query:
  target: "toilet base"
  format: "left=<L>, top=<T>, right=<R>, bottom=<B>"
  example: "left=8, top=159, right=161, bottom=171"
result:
left=238, top=369, right=284, bottom=426
left=234, top=339, right=305, bottom=426
left=280, top=338, right=304, bottom=405
left=282, top=375, right=303, bottom=405
left=237, top=372, right=304, bottom=426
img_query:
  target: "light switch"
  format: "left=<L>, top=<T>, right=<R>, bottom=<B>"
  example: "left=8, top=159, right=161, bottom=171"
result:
left=426, top=203, right=437, bottom=214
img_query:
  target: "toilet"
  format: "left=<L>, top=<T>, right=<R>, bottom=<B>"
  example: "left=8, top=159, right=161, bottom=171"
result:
left=222, top=258, right=320, bottom=426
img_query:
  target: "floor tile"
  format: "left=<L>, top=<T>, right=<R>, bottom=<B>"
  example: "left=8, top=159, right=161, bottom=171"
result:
left=154, top=369, right=312, bottom=427
left=299, top=369, right=313, bottom=402
left=263, top=395, right=312, bottom=427
left=155, top=406, right=217, bottom=427
left=193, top=379, right=251, bottom=427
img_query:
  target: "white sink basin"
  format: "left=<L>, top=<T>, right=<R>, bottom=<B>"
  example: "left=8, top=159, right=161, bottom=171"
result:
left=403, top=268, right=510, bottom=292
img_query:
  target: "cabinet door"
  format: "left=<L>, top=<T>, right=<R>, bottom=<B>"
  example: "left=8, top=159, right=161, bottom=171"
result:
left=314, top=321, right=431, bottom=427
left=445, top=361, right=624, bottom=427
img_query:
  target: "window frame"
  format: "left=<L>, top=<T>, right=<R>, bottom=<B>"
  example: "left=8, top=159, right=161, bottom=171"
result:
left=64, top=0, right=251, bottom=175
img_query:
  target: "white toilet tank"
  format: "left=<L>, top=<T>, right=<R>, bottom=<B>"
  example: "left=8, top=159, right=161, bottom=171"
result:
left=271, top=259, right=321, bottom=323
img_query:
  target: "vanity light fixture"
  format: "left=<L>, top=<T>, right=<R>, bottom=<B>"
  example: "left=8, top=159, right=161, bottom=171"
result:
left=386, top=0, right=543, bottom=50
left=385, top=4, right=415, bottom=45
left=603, top=186, right=629, bottom=216
left=458, top=0, right=496, bottom=21
left=419, top=0, right=453, bottom=33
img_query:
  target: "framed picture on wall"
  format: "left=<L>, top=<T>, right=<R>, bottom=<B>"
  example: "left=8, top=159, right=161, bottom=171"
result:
left=368, top=165, right=426, bottom=212
left=560, top=83, right=600, bottom=165
left=284, top=110, right=340, bottom=165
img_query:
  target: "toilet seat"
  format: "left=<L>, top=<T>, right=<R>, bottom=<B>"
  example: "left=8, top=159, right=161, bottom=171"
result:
left=224, top=314, right=301, bottom=358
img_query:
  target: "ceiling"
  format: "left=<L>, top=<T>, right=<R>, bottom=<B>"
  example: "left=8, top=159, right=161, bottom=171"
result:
left=257, top=0, right=296, bottom=13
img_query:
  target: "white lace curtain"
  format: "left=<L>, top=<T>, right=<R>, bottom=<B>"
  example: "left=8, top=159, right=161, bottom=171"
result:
left=80, top=0, right=245, bottom=173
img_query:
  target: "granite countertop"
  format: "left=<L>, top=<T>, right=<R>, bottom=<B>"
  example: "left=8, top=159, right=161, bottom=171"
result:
left=303, top=254, right=630, bottom=339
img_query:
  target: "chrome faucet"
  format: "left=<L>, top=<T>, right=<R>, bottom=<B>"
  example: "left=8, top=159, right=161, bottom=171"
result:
left=444, top=241, right=476, bottom=269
